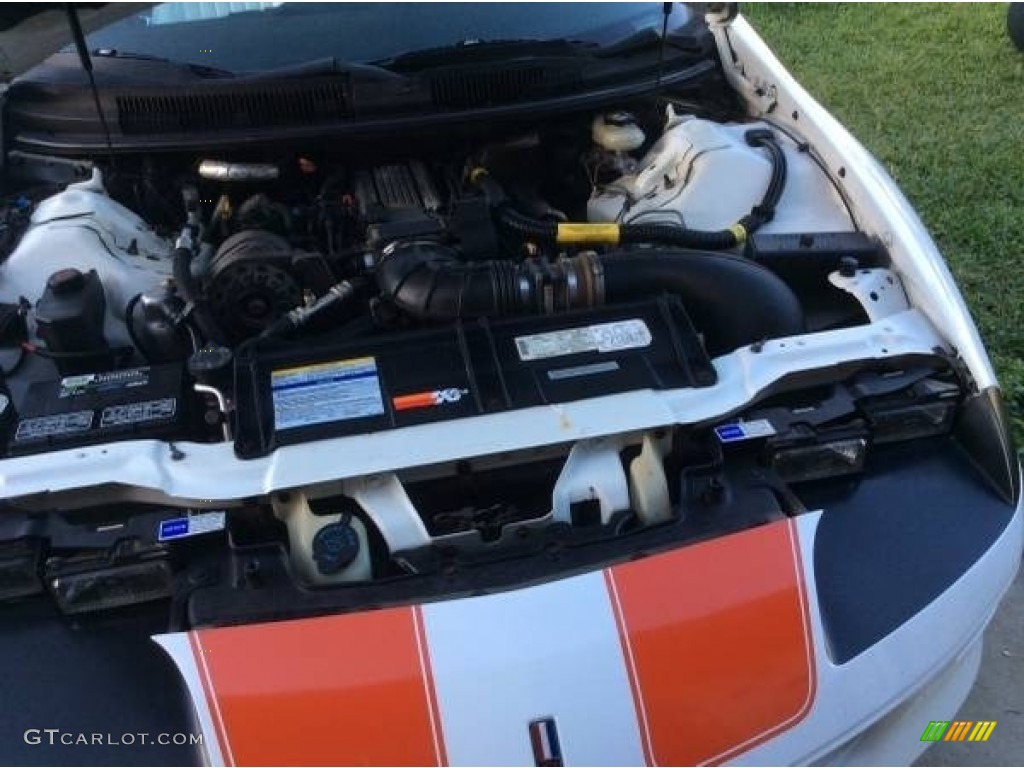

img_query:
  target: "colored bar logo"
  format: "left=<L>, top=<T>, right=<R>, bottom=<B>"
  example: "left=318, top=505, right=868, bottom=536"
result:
left=392, top=387, right=468, bottom=412
left=921, top=720, right=997, bottom=742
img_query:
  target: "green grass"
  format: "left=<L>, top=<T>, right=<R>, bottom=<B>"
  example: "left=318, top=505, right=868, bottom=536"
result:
left=743, top=3, right=1024, bottom=439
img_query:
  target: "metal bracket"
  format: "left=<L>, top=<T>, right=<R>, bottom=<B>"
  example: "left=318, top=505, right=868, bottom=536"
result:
left=551, top=438, right=631, bottom=526
left=829, top=267, right=910, bottom=322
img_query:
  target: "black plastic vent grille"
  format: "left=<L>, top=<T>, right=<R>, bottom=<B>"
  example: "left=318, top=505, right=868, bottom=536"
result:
left=429, top=65, right=583, bottom=109
left=116, top=80, right=351, bottom=135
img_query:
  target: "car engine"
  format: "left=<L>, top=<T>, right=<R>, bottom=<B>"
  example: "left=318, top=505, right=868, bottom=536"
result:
left=0, top=107, right=858, bottom=390
left=2, top=105, right=948, bottom=612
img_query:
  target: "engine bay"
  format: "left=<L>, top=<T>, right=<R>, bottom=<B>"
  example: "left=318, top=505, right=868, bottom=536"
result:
left=0, top=105, right=871, bottom=440
left=0, top=101, right=967, bottom=619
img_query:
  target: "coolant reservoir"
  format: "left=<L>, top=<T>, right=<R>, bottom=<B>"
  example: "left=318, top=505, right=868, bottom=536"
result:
left=587, top=109, right=852, bottom=233
left=272, top=491, right=372, bottom=585
left=592, top=111, right=645, bottom=153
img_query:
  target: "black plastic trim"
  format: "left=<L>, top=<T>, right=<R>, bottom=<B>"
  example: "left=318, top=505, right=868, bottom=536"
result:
left=954, top=386, right=1020, bottom=505
left=5, top=60, right=716, bottom=155
left=0, top=601, right=200, bottom=766
left=809, top=438, right=1017, bottom=664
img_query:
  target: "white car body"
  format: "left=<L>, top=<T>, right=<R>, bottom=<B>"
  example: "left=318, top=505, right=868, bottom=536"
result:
left=0, top=6, right=1018, bottom=767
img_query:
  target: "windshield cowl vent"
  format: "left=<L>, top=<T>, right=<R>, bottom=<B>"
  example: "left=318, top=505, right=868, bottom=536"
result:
left=428, top=64, right=583, bottom=109
left=115, top=79, right=352, bottom=135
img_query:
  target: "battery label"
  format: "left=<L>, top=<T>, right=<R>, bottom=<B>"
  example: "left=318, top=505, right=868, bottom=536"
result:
left=100, top=398, right=177, bottom=428
left=15, top=410, right=93, bottom=441
left=714, top=419, right=777, bottom=443
left=158, top=511, right=227, bottom=542
left=515, top=319, right=652, bottom=361
left=272, top=357, right=384, bottom=431
left=60, top=368, right=150, bottom=399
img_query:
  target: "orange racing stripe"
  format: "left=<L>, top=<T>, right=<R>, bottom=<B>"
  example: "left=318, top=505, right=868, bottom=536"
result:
left=606, top=519, right=815, bottom=765
left=192, top=607, right=443, bottom=766
left=413, top=605, right=449, bottom=766
left=189, top=631, right=235, bottom=766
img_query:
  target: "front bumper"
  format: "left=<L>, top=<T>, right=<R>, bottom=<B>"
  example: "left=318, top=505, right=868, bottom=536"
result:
left=741, top=457, right=1023, bottom=766
left=0, top=439, right=1018, bottom=766
left=146, top=440, right=1020, bottom=767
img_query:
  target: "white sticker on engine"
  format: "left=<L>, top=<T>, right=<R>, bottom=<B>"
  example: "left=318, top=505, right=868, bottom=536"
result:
left=547, top=361, right=621, bottom=380
left=515, top=319, right=652, bottom=361
left=272, top=356, right=384, bottom=431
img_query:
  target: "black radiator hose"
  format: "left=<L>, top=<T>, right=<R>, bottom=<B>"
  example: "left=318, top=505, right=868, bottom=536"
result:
left=376, top=242, right=804, bottom=356
left=473, top=128, right=787, bottom=251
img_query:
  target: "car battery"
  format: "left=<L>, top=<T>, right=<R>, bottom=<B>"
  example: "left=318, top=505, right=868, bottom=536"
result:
left=8, top=364, right=190, bottom=456
left=233, top=295, right=716, bottom=459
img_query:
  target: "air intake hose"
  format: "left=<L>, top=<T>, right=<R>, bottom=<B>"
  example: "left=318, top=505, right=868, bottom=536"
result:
left=375, top=241, right=604, bottom=319
left=471, top=128, right=787, bottom=250
left=600, top=250, right=804, bottom=355
left=376, top=242, right=804, bottom=356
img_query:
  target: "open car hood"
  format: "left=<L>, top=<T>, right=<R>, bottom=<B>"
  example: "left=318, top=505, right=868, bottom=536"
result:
left=0, top=3, right=151, bottom=81
left=0, top=3, right=737, bottom=83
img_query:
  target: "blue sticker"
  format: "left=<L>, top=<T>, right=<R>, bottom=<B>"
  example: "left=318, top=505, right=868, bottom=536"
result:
left=158, top=518, right=190, bottom=540
left=715, top=424, right=745, bottom=442
left=714, top=418, right=777, bottom=443
left=158, top=511, right=226, bottom=542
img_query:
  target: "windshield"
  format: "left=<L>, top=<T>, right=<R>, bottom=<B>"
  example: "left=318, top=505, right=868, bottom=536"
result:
left=83, top=2, right=695, bottom=73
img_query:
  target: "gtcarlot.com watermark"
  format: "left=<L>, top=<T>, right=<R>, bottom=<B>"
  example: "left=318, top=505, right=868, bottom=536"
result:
left=24, top=729, right=202, bottom=747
